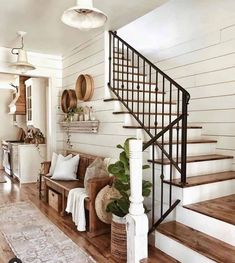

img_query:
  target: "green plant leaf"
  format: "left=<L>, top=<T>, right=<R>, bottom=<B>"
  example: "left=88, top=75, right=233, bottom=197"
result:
left=142, top=164, right=150, bottom=169
left=116, top=198, right=130, bottom=215
left=114, top=179, right=130, bottom=192
left=142, top=180, right=152, bottom=188
left=142, top=188, right=151, bottom=197
left=106, top=201, right=125, bottom=217
left=117, top=144, right=124, bottom=150
left=120, top=151, right=129, bottom=173
left=108, top=161, right=124, bottom=175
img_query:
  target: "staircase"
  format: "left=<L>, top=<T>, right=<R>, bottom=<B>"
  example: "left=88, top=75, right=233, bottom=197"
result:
left=106, top=31, right=235, bottom=262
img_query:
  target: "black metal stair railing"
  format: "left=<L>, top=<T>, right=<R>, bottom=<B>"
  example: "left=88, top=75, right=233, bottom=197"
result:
left=108, top=31, right=190, bottom=233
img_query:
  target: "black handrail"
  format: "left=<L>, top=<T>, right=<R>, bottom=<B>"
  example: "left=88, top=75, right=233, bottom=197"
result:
left=110, top=31, right=191, bottom=98
left=108, top=30, right=190, bottom=230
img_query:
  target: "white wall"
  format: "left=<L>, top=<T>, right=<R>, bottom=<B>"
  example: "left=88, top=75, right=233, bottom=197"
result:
left=0, top=46, right=62, bottom=160
left=59, top=32, right=136, bottom=158
left=157, top=28, right=235, bottom=169
left=118, top=2, right=235, bottom=169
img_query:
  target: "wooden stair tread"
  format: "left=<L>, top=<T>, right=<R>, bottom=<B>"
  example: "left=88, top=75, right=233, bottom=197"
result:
left=123, top=125, right=202, bottom=130
left=104, top=98, right=176, bottom=104
left=114, top=70, right=147, bottom=76
left=157, top=221, right=235, bottom=263
left=140, top=245, right=179, bottom=263
left=114, top=63, right=138, bottom=68
left=164, top=171, right=235, bottom=187
left=113, top=57, right=130, bottom=61
left=184, top=194, right=235, bottom=226
left=113, top=111, right=178, bottom=116
left=158, top=139, right=217, bottom=145
left=112, top=88, right=164, bottom=94
left=150, top=154, right=233, bottom=165
left=114, top=79, right=156, bottom=85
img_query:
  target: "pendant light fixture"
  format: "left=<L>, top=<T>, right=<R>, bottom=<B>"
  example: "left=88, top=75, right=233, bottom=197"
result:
left=11, top=31, right=36, bottom=73
left=61, top=0, right=107, bottom=31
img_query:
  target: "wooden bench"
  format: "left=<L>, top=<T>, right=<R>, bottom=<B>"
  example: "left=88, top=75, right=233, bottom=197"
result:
left=40, top=151, right=112, bottom=237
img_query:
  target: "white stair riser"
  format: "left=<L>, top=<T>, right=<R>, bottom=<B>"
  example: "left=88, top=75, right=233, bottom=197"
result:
left=154, top=159, right=233, bottom=178
left=155, top=232, right=215, bottom=263
left=113, top=80, right=157, bottom=91
left=180, top=179, right=235, bottom=204
left=114, top=65, right=143, bottom=74
left=113, top=58, right=132, bottom=66
left=152, top=143, right=217, bottom=158
left=176, top=206, right=235, bottom=246
left=144, top=198, right=176, bottom=224
left=130, top=103, right=177, bottom=114
left=136, top=128, right=202, bottom=142
left=155, top=159, right=232, bottom=180
left=124, top=113, right=178, bottom=126
left=113, top=72, right=146, bottom=82
left=113, top=100, right=177, bottom=114
left=151, top=177, right=235, bottom=205
left=112, top=89, right=164, bottom=101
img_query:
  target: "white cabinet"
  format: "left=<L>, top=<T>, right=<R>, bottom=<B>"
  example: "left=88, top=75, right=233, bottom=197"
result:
left=25, top=78, right=47, bottom=135
left=12, top=144, right=46, bottom=184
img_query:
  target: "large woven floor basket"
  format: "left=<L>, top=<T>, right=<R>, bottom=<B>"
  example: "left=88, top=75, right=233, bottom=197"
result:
left=111, top=215, right=127, bottom=261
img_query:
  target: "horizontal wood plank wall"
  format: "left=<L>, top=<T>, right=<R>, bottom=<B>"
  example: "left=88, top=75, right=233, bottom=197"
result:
left=60, top=32, right=136, bottom=158
left=0, top=46, right=62, bottom=158
left=149, top=25, right=235, bottom=169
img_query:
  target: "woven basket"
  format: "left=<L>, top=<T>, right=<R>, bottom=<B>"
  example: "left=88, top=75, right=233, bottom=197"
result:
left=111, top=215, right=127, bottom=261
left=61, top=89, right=77, bottom=113
left=75, top=74, right=94, bottom=101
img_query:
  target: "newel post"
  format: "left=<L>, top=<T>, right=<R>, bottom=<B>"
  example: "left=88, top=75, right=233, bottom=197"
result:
left=126, top=139, right=148, bottom=263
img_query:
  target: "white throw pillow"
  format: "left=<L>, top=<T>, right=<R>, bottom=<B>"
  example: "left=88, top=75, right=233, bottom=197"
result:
left=51, top=154, right=80, bottom=181
left=48, top=153, right=72, bottom=175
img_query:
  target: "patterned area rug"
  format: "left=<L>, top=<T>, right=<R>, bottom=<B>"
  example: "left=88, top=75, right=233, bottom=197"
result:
left=0, top=202, right=96, bottom=263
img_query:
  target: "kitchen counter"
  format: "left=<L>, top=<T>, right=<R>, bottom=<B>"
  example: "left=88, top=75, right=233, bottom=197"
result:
left=11, top=143, right=47, bottom=184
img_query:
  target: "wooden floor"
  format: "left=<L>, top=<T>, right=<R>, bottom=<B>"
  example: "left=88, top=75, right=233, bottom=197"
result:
left=0, top=172, right=176, bottom=263
left=185, top=194, right=235, bottom=225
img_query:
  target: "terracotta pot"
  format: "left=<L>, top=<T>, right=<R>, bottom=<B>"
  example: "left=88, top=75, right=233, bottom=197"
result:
left=111, top=215, right=127, bottom=261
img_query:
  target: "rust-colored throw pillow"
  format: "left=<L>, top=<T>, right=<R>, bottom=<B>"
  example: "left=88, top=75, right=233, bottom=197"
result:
left=84, top=158, right=109, bottom=194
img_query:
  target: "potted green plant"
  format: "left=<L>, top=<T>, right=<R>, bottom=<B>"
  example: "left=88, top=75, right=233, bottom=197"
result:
left=106, top=138, right=152, bottom=261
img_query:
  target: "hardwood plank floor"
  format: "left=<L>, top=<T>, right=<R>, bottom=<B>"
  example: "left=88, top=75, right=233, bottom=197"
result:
left=185, top=194, right=235, bottom=225
left=0, top=171, right=175, bottom=263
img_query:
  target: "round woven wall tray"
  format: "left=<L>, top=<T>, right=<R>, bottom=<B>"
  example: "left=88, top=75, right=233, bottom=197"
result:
left=75, top=74, right=94, bottom=101
left=61, top=89, right=77, bottom=113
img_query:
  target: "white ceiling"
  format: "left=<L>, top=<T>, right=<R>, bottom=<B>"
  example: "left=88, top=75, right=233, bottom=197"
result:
left=119, top=0, right=235, bottom=55
left=0, top=0, right=167, bottom=56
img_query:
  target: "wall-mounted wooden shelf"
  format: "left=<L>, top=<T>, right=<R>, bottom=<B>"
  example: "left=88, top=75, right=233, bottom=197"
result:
left=60, top=120, right=99, bottom=133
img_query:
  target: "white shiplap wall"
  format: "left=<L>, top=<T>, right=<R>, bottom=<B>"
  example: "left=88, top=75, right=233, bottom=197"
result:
left=150, top=26, right=235, bottom=169
left=0, top=46, right=62, bottom=159
left=60, top=24, right=235, bottom=167
left=60, top=32, right=136, bottom=158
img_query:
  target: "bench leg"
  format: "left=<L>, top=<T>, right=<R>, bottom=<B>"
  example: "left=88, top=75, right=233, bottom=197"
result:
left=60, top=189, right=66, bottom=216
left=45, top=183, right=49, bottom=203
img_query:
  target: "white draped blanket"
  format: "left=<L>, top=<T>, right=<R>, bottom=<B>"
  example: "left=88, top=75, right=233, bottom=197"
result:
left=66, top=188, right=88, bottom=231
